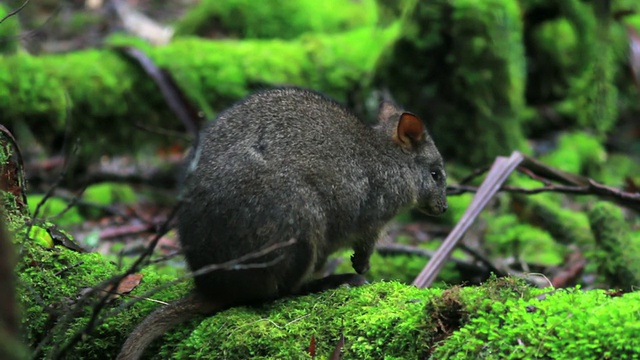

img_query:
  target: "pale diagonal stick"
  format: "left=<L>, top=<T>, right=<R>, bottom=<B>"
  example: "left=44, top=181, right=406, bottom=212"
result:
left=413, top=151, right=525, bottom=288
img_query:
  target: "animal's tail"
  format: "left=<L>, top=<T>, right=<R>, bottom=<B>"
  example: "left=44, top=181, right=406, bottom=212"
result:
left=117, top=293, right=221, bottom=360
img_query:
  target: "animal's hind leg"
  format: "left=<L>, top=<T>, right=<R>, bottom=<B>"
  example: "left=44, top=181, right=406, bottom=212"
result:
left=296, top=273, right=368, bottom=295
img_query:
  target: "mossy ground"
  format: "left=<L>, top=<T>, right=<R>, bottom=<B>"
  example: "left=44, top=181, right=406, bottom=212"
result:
left=13, top=225, right=640, bottom=359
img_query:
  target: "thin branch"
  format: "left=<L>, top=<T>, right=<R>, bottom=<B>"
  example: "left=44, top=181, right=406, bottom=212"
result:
left=0, top=0, right=29, bottom=25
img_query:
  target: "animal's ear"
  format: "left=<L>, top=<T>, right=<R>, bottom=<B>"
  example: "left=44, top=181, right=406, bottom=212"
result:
left=393, top=113, right=424, bottom=148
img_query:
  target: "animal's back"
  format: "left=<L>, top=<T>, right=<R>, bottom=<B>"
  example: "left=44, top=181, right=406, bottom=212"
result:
left=178, top=88, right=376, bottom=303
left=203, top=88, right=370, bottom=162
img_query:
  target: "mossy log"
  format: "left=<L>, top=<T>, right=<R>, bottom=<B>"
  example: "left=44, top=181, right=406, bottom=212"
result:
left=0, top=26, right=399, bottom=160
left=174, top=0, right=379, bottom=39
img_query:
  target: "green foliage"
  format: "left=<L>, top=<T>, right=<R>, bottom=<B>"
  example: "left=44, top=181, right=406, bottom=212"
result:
left=27, top=195, right=84, bottom=227
left=588, top=202, right=640, bottom=290
left=515, top=193, right=594, bottom=247
left=0, top=3, right=20, bottom=54
left=83, top=182, right=137, bottom=206
left=485, top=214, right=565, bottom=266
left=174, top=0, right=378, bottom=39
left=540, top=131, right=606, bottom=177
left=27, top=225, right=54, bottom=248
left=431, top=287, right=640, bottom=359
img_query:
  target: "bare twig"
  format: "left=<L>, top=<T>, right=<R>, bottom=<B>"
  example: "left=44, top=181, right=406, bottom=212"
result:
left=0, top=0, right=29, bottom=25
left=54, top=261, right=85, bottom=276
left=448, top=165, right=640, bottom=212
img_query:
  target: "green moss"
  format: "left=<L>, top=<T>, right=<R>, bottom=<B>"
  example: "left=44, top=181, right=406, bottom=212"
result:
left=442, top=193, right=474, bottom=224
left=533, top=19, right=579, bottom=75
left=174, top=0, right=378, bottom=39
left=561, top=0, right=619, bottom=137
left=13, top=225, right=640, bottom=360
left=331, top=248, right=461, bottom=286
left=376, top=0, right=528, bottom=166
left=600, top=153, right=640, bottom=187
left=160, top=281, right=436, bottom=359
left=432, top=287, right=640, bottom=358
left=83, top=182, right=137, bottom=206
left=588, top=202, right=640, bottom=290
left=27, top=195, right=84, bottom=227
left=0, top=26, right=400, bottom=160
left=484, top=213, right=565, bottom=266
left=514, top=193, right=594, bottom=247
left=528, top=18, right=579, bottom=102
left=540, top=131, right=606, bottom=178
left=16, top=236, right=191, bottom=358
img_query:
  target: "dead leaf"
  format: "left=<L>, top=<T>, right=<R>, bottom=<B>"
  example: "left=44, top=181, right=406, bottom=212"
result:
left=116, top=273, right=143, bottom=295
left=308, top=334, right=316, bottom=358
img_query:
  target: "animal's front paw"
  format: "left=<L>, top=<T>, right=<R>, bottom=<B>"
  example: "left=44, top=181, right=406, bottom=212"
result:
left=351, top=254, right=370, bottom=275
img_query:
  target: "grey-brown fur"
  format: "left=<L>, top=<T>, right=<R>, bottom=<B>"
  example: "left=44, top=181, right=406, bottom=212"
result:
left=118, top=87, right=447, bottom=359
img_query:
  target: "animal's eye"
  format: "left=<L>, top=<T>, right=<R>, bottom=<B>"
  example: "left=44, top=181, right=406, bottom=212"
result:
left=431, top=171, right=439, bottom=181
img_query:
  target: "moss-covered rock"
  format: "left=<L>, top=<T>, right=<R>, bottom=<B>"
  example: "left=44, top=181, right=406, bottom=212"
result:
left=484, top=213, right=565, bottom=267
left=432, top=284, right=640, bottom=358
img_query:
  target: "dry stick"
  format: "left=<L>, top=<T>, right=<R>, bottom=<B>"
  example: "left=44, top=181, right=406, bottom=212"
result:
left=413, top=151, right=525, bottom=288
left=117, top=46, right=200, bottom=138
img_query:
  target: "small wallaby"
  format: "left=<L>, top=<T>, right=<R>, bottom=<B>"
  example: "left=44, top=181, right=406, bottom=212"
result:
left=117, top=87, right=447, bottom=359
